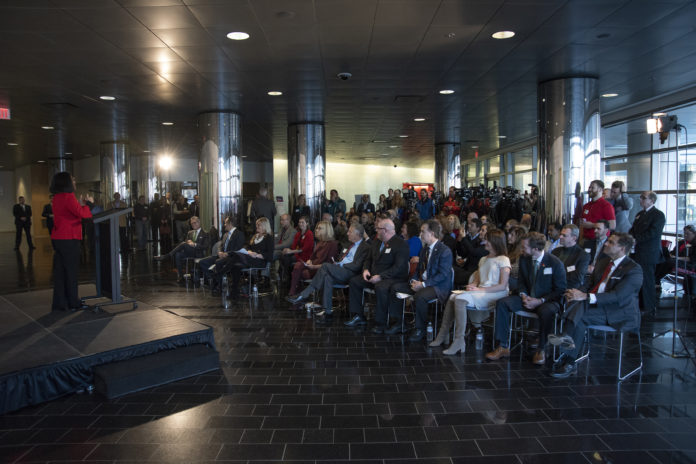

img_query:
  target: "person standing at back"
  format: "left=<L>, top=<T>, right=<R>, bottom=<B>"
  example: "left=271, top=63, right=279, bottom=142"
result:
left=579, top=180, right=615, bottom=250
left=251, top=187, right=277, bottom=232
left=13, top=196, right=35, bottom=250
left=609, top=180, right=634, bottom=233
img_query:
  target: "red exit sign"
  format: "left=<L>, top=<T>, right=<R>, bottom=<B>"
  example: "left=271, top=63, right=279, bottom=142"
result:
left=0, top=107, right=9, bottom=120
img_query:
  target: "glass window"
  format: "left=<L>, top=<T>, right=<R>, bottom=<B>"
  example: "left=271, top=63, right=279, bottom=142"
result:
left=488, top=156, right=500, bottom=175
left=653, top=148, right=696, bottom=191
left=512, top=147, right=534, bottom=171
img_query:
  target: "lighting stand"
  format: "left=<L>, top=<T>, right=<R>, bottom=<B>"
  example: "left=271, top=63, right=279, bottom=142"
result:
left=651, top=122, right=694, bottom=365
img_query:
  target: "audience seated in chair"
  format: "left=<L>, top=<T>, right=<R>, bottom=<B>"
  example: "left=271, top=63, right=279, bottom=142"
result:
left=154, top=216, right=210, bottom=282
left=279, top=216, right=314, bottom=282
left=288, top=220, right=339, bottom=297
left=199, top=216, right=245, bottom=287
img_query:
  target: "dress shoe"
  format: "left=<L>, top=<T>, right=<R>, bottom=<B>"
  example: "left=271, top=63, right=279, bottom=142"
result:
left=485, top=346, right=510, bottom=361
left=344, top=314, right=366, bottom=327
left=547, top=334, right=575, bottom=350
left=314, top=309, right=331, bottom=318
left=550, top=360, right=577, bottom=378
left=408, top=328, right=425, bottom=342
left=384, top=323, right=405, bottom=335
left=285, top=294, right=306, bottom=305
left=315, top=313, right=333, bottom=324
left=443, top=337, right=466, bottom=355
left=532, top=350, right=546, bottom=365
left=371, top=326, right=385, bottom=334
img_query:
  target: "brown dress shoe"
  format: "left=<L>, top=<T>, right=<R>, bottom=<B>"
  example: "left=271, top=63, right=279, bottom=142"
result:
left=532, top=350, right=546, bottom=365
left=486, top=346, right=510, bottom=361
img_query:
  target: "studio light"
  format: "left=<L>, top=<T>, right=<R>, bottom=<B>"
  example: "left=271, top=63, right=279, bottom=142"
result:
left=646, top=114, right=678, bottom=143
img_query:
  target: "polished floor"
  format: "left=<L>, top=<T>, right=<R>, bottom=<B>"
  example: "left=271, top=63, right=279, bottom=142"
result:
left=2, top=233, right=696, bottom=463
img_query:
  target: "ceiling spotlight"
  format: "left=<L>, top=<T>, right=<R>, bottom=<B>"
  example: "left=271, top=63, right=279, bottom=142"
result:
left=372, top=140, right=387, bottom=143
left=99, top=95, right=115, bottom=101
left=267, top=91, right=283, bottom=96
left=646, top=114, right=678, bottom=144
left=65, top=152, right=72, bottom=155
left=389, top=145, right=398, bottom=148
left=492, top=30, right=515, bottom=39
left=471, top=145, right=479, bottom=149
left=41, top=126, right=54, bottom=130
left=413, top=118, right=426, bottom=122
left=7, top=142, right=18, bottom=146
left=652, top=112, right=667, bottom=117
left=601, top=93, right=618, bottom=98
left=439, top=89, right=455, bottom=95
left=162, top=122, right=174, bottom=126
left=226, top=31, right=250, bottom=40
left=498, top=135, right=507, bottom=139
left=158, top=155, right=173, bottom=170
left=143, top=150, right=151, bottom=153
left=398, top=135, right=409, bottom=138
left=37, top=160, right=46, bottom=163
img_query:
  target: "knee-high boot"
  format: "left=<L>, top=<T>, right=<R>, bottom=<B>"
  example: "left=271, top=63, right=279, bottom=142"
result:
left=443, top=300, right=468, bottom=355
left=429, top=299, right=454, bottom=347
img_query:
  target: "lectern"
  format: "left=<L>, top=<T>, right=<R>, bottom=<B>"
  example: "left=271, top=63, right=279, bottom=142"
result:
left=81, top=208, right=137, bottom=311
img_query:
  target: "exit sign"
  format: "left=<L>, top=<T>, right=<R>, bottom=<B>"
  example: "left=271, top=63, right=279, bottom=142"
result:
left=0, top=107, right=9, bottom=120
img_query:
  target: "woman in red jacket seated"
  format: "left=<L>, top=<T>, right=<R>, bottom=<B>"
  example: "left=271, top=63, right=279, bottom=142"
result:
left=288, top=220, right=339, bottom=297
left=279, top=216, right=314, bottom=281
left=49, top=172, right=93, bottom=312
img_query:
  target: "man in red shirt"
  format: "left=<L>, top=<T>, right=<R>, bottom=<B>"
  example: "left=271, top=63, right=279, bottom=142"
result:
left=580, top=180, right=615, bottom=247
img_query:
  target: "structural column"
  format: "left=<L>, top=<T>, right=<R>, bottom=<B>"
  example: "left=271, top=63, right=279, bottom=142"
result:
left=198, top=111, right=242, bottom=232
left=287, top=122, right=325, bottom=226
left=100, top=141, right=130, bottom=208
left=47, top=157, right=73, bottom=177
left=131, top=154, right=158, bottom=201
left=537, top=77, right=601, bottom=230
left=434, top=143, right=461, bottom=192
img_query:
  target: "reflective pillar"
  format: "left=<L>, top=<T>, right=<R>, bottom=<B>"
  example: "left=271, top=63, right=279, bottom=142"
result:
left=287, top=122, right=325, bottom=226
left=537, top=77, right=600, bottom=230
left=47, top=157, right=73, bottom=177
left=198, top=111, right=242, bottom=232
left=131, top=154, right=158, bottom=201
left=100, top=141, right=130, bottom=208
left=434, top=143, right=461, bottom=192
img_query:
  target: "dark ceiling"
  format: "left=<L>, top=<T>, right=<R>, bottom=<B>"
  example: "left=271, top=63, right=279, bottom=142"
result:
left=1, top=0, right=696, bottom=171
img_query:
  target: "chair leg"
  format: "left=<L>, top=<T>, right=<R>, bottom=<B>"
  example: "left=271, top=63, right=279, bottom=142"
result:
left=617, top=331, right=643, bottom=381
left=575, top=329, right=590, bottom=363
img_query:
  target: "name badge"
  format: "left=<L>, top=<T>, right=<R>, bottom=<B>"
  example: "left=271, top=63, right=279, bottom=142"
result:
left=584, top=209, right=589, bottom=214
left=385, top=248, right=391, bottom=254
left=584, top=249, right=591, bottom=254
left=342, top=248, right=347, bottom=253
left=611, top=276, right=621, bottom=280
left=544, top=267, right=553, bottom=275
left=567, top=265, right=575, bottom=272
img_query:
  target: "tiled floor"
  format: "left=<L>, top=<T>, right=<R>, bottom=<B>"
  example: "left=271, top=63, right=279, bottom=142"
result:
left=2, top=233, right=696, bottom=463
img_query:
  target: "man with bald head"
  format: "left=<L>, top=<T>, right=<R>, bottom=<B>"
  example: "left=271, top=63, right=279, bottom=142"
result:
left=345, top=218, right=410, bottom=328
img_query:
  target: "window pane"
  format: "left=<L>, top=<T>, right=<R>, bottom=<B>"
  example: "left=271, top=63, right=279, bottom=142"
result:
left=512, top=147, right=534, bottom=171
left=488, top=156, right=500, bottom=175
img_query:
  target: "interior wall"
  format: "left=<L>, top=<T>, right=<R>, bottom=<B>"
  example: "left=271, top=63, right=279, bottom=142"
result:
left=0, top=171, right=16, bottom=232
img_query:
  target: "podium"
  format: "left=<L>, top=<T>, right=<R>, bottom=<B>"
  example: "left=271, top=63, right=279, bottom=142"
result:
left=82, top=208, right=137, bottom=311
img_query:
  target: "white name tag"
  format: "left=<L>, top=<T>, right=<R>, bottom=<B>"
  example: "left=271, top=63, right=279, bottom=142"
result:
left=584, top=249, right=591, bottom=254
left=544, top=267, right=553, bottom=275
left=342, top=248, right=347, bottom=253
left=611, top=276, right=621, bottom=280
left=385, top=248, right=391, bottom=254
left=567, top=265, right=575, bottom=272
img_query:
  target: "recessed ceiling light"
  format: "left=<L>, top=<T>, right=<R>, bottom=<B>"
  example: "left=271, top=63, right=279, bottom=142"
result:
left=498, top=135, right=507, bottom=139
left=7, top=142, right=18, bottom=146
left=398, top=135, right=409, bottom=138
left=492, top=30, right=515, bottom=39
left=601, top=93, right=619, bottom=98
left=162, top=122, right=174, bottom=126
left=143, top=150, right=151, bottom=153
left=439, top=89, right=455, bottom=95
left=65, top=152, right=72, bottom=155
left=241, top=155, right=248, bottom=158
left=652, top=112, right=667, bottom=117
left=372, top=140, right=387, bottom=143
left=380, top=153, right=389, bottom=156
left=41, top=126, right=54, bottom=130
left=37, top=160, right=46, bottom=163
left=226, top=31, right=250, bottom=40
left=267, top=91, right=283, bottom=96
left=99, top=95, right=115, bottom=101
left=389, top=145, right=398, bottom=148
left=413, top=118, right=426, bottom=122
left=471, top=145, right=479, bottom=149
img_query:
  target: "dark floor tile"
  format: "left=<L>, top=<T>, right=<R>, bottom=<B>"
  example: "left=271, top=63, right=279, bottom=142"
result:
left=0, top=446, right=32, bottom=463
left=86, top=443, right=159, bottom=461
left=539, top=420, right=577, bottom=436
left=263, top=416, right=320, bottom=429
left=423, top=425, right=457, bottom=441
left=206, top=415, right=264, bottom=428
left=483, top=424, right=517, bottom=439
left=414, top=440, right=481, bottom=458
left=148, top=443, right=222, bottom=461
left=217, top=443, right=285, bottom=460
left=333, top=427, right=364, bottom=443
left=512, top=422, right=547, bottom=438
left=587, top=450, right=661, bottom=464
left=453, top=425, right=488, bottom=440
left=395, top=427, right=427, bottom=442
left=322, top=415, right=378, bottom=428
left=350, top=442, right=416, bottom=460
left=600, top=433, right=675, bottom=450
left=650, top=450, right=696, bottom=464
left=364, top=427, right=395, bottom=442
left=303, top=428, right=334, bottom=443
left=538, top=434, right=608, bottom=452
left=240, top=429, right=274, bottom=443
left=661, top=433, right=696, bottom=450
left=209, top=429, right=244, bottom=444
left=379, top=414, right=436, bottom=427
left=477, top=437, right=545, bottom=455
left=518, top=452, right=590, bottom=463
left=284, top=443, right=349, bottom=460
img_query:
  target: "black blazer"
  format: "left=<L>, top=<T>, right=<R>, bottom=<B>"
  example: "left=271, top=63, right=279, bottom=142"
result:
left=343, top=240, right=371, bottom=274
left=415, top=241, right=453, bottom=302
left=186, top=228, right=210, bottom=258
left=441, top=234, right=457, bottom=265
left=552, top=244, right=590, bottom=290
left=363, top=234, right=409, bottom=280
left=247, top=234, right=274, bottom=263
left=517, top=252, right=567, bottom=302
left=13, top=204, right=32, bottom=225
left=582, top=255, right=643, bottom=331
left=221, top=228, right=246, bottom=253
left=630, top=207, right=666, bottom=264
left=456, top=234, right=488, bottom=272
left=356, top=202, right=375, bottom=215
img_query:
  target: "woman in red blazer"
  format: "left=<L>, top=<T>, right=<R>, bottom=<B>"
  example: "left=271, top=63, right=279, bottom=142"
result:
left=50, top=172, right=93, bottom=312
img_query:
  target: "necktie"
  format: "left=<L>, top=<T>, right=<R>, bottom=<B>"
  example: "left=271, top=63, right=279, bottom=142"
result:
left=530, top=260, right=540, bottom=297
left=590, top=260, right=614, bottom=293
left=379, top=242, right=384, bottom=253
left=224, top=232, right=231, bottom=251
left=594, top=239, right=604, bottom=264
left=339, top=243, right=355, bottom=262
left=193, top=230, right=198, bottom=242
left=420, top=247, right=430, bottom=281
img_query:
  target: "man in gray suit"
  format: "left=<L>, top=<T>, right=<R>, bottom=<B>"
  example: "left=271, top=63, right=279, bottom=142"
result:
left=286, top=223, right=369, bottom=320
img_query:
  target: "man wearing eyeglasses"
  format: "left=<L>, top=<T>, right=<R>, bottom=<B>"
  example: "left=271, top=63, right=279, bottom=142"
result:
left=629, top=191, right=666, bottom=316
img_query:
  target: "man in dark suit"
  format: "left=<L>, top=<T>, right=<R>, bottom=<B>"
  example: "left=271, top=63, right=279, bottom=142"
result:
left=549, top=233, right=643, bottom=378
left=286, top=223, right=369, bottom=319
left=155, top=216, right=210, bottom=282
left=587, top=219, right=610, bottom=274
left=13, top=196, right=35, bottom=250
left=552, top=224, right=590, bottom=291
left=629, top=191, right=666, bottom=315
left=345, top=218, right=409, bottom=328
left=356, top=194, right=375, bottom=216
left=454, top=218, right=488, bottom=286
left=386, top=219, right=453, bottom=341
left=487, top=231, right=567, bottom=364
left=199, top=216, right=245, bottom=289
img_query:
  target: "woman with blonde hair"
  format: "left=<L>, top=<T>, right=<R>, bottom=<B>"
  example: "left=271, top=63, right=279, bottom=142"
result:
left=288, top=220, right=339, bottom=298
left=445, top=214, right=463, bottom=240
left=430, top=229, right=510, bottom=355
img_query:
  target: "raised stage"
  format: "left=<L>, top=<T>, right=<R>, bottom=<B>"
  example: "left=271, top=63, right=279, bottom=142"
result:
left=0, top=284, right=218, bottom=414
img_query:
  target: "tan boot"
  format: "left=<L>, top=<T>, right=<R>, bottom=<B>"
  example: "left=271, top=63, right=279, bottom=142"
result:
left=443, top=306, right=467, bottom=355
left=429, top=303, right=454, bottom=347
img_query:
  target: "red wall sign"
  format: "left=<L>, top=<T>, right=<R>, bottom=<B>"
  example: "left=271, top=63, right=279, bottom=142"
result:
left=0, top=107, right=10, bottom=120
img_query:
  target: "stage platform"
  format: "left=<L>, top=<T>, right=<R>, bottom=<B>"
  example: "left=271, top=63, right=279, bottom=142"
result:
left=0, top=284, right=218, bottom=414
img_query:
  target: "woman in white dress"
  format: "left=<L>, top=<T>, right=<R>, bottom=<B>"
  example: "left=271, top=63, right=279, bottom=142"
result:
left=430, top=229, right=511, bottom=355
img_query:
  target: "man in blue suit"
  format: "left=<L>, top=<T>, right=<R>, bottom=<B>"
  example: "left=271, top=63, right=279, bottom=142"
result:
left=386, top=219, right=453, bottom=341
left=487, top=231, right=567, bottom=363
